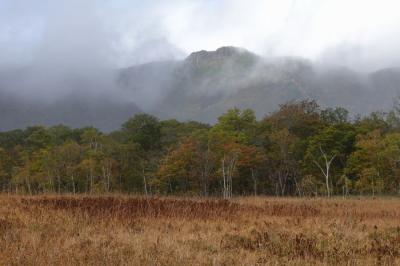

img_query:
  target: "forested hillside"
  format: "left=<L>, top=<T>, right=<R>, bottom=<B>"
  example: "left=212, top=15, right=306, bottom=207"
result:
left=1, top=100, right=400, bottom=197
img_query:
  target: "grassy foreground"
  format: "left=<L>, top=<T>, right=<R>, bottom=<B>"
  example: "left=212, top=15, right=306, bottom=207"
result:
left=0, top=195, right=399, bottom=265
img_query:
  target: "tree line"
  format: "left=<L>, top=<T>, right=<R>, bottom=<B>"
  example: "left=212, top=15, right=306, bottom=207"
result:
left=1, top=100, right=400, bottom=197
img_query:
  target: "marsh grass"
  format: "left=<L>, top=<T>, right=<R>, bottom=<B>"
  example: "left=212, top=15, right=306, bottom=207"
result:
left=0, top=195, right=399, bottom=265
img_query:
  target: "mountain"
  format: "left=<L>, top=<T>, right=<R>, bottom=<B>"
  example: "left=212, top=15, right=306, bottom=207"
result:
left=0, top=68, right=140, bottom=131
left=119, top=46, right=400, bottom=122
left=1, top=46, right=400, bottom=131
left=0, top=90, right=141, bottom=132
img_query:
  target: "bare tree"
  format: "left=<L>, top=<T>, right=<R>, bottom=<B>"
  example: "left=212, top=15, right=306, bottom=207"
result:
left=201, top=140, right=212, bottom=197
left=251, top=168, right=258, bottom=196
left=101, top=159, right=112, bottom=193
left=313, top=146, right=336, bottom=197
left=221, top=153, right=238, bottom=199
left=141, top=161, right=148, bottom=196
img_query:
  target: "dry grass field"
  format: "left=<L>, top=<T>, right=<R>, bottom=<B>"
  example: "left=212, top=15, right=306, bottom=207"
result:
left=0, top=195, right=399, bottom=265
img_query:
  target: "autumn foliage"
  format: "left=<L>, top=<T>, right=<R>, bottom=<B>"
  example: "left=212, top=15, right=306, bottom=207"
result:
left=1, top=100, right=400, bottom=197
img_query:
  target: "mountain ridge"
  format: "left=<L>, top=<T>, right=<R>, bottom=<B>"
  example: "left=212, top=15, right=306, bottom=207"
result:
left=1, top=46, right=400, bottom=131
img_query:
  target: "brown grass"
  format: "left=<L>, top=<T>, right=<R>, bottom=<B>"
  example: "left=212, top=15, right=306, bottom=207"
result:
left=0, top=195, right=399, bottom=265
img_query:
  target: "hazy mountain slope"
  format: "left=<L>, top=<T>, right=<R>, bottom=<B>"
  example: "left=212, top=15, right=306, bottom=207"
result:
left=1, top=46, right=400, bottom=131
left=120, top=47, right=400, bottom=122
left=0, top=68, right=140, bottom=131
left=0, top=91, right=140, bottom=131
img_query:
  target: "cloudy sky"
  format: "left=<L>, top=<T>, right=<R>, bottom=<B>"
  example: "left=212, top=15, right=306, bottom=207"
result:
left=1, top=0, right=400, bottom=70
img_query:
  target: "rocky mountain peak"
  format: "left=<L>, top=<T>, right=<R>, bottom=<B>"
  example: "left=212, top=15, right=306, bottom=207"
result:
left=185, top=46, right=256, bottom=67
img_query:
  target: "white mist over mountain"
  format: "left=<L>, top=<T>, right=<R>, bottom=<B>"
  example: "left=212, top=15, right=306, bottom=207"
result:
left=0, top=0, right=400, bottom=131
left=1, top=0, right=400, bottom=70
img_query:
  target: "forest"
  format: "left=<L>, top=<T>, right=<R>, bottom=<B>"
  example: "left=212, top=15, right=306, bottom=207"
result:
left=1, top=99, right=400, bottom=197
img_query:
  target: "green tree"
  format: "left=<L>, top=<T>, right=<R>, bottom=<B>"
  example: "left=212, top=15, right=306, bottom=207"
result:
left=213, top=107, right=257, bottom=142
left=122, top=113, right=161, bottom=151
left=0, top=148, right=12, bottom=191
left=321, top=107, right=349, bottom=124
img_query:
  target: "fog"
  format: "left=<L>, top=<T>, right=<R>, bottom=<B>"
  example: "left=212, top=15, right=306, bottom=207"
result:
left=0, top=0, right=400, bottom=130
left=2, top=0, right=400, bottom=69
